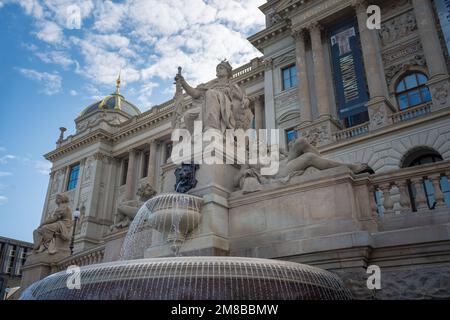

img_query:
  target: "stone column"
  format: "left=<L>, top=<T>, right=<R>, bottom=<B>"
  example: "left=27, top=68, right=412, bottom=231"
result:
left=354, top=0, right=395, bottom=130
left=125, top=149, right=137, bottom=201
left=263, top=59, right=276, bottom=130
left=412, top=0, right=450, bottom=109
left=309, top=22, right=332, bottom=118
left=253, top=95, right=264, bottom=130
left=147, top=140, right=158, bottom=187
left=292, top=28, right=313, bottom=124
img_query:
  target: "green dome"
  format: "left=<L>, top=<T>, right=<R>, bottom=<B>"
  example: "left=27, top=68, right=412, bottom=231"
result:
left=79, top=93, right=141, bottom=117
left=79, top=74, right=141, bottom=117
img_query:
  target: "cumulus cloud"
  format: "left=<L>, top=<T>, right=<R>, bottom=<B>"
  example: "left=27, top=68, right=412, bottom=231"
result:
left=7, top=0, right=265, bottom=106
left=16, top=68, right=62, bottom=95
left=35, top=50, right=75, bottom=69
left=36, top=20, right=64, bottom=44
left=69, top=89, right=78, bottom=96
left=0, top=196, right=8, bottom=205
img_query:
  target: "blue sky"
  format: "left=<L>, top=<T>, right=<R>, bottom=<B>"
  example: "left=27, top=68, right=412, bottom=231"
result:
left=0, top=0, right=264, bottom=242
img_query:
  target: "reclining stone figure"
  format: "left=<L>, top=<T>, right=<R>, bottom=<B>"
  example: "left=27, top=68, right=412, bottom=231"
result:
left=235, top=137, right=373, bottom=193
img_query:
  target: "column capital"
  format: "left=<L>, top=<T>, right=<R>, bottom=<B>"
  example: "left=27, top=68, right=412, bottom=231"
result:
left=263, top=58, right=273, bottom=71
left=291, top=28, right=308, bottom=42
left=306, top=21, right=323, bottom=33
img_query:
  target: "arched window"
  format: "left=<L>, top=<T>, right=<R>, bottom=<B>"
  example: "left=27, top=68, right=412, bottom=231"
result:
left=402, top=149, right=449, bottom=211
left=395, top=73, right=431, bottom=110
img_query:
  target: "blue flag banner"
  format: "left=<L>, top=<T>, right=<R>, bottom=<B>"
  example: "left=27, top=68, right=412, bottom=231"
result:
left=329, top=20, right=369, bottom=120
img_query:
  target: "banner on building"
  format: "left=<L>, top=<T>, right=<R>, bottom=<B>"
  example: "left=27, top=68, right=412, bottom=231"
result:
left=435, top=0, right=450, bottom=54
left=329, top=20, right=369, bottom=120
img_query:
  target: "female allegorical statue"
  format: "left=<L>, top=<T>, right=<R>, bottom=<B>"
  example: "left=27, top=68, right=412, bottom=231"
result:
left=33, top=193, right=72, bottom=254
left=174, top=60, right=253, bottom=133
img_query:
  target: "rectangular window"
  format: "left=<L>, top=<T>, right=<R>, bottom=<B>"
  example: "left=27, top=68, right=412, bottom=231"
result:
left=142, top=152, right=150, bottom=178
left=121, top=159, right=129, bottom=186
left=281, top=65, right=298, bottom=91
left=66, top=163, right=80, bottom=191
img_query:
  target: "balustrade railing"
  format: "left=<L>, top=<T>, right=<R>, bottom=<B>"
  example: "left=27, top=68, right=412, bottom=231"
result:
left=57, top=245, right=105, bottom=271
left=334, top=122, right=370, bottom=141
left=369, top=160, right=450, bottom=217
left=391, top=102, right=432, bottom=124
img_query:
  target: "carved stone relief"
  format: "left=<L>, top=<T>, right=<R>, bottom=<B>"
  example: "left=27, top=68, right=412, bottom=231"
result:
left=379, top=11, right=417, bottom=47
left=385, top=55, right=426, bottom=87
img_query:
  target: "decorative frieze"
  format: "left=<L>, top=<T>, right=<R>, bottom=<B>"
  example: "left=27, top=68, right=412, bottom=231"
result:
left=379, top=11, right=417, bottom=47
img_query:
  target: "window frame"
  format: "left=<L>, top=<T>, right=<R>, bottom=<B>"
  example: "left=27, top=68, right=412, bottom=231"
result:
left=395, top=72, right=431, bottom=110
left=121, top=158, right=129, bottom=186
left=66, top=163, right=80, bottom=191
left=281, top=64, right=298, bottom=91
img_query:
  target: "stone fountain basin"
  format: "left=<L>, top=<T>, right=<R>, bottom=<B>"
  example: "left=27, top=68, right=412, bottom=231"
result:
left=146, top=193, right=203, bottom=236
left=20, top=256, right=352, bottom=300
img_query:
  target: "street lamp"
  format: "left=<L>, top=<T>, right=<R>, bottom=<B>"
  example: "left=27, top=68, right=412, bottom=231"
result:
left=70, top=208, right=81, bottom=255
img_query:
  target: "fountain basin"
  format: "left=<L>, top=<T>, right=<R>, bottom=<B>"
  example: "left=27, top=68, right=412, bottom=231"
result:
left=147, top=193, right=203, bottom=241
left=20, top=256, right=352, bottom=300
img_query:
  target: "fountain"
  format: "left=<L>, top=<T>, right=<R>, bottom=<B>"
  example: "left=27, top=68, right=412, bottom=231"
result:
left=20, top=191, right=352, bottom=300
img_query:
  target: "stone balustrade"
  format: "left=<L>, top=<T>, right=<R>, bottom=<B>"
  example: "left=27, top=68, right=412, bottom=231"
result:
left=369, top=160, right=450, bottom=217
left=391, top=102, right=433, bottom=124
left=57, top=245, right=105, bottom=271
left=334, top=122, right=370, bottom=141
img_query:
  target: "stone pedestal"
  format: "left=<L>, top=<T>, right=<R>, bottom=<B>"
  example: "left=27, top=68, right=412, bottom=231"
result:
left=147, top=161, right=239, bottom=257
left=20, top=248, right=70, bottom=292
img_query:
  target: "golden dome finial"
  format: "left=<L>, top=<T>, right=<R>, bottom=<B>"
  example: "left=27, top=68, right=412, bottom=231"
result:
left=115, top=69, right=121, bottom=95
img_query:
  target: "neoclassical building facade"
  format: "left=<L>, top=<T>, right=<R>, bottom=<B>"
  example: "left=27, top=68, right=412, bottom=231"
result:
left=27, top=0, right=450, bottom=298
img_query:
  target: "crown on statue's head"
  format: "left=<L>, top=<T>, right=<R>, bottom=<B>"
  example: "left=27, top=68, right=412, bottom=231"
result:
left=217, top=59, right=233, bottom=78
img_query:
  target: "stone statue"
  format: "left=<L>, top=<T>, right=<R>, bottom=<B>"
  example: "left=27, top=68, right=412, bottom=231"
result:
left=112, top=182, right=157, bottom=230
left=234, top=137, right=374, bottom=193
left=174, top=60, right=253, bottom=133
left=33, top=194, right=73, bottom=255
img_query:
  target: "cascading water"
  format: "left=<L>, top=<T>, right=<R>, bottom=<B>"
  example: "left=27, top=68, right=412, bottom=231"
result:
left=120, top=193, right=203, bottom=260
left=20, top=192, right=353, bottom=300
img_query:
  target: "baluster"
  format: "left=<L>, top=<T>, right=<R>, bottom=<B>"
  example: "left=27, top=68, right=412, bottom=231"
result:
left=380, top=183, right=394, bottom=215
left=397, top=181, right=412, bottom=213
left=411, top=177, right=428, bottom=211
left=369, top=185, right=379, bottom=218
left=429, top=174, right=446, bottom=208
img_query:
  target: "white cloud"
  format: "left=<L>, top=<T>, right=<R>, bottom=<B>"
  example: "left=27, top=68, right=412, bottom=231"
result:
left=34, top=160, right=51, bottom=175
left=69, top=89, right=78, bottom=96
left=0, top=147, right=6, bottom=152
left=36, top=20, right=63, bottom=44
left=0, top=196, right=8, bottom=205
left=9, top=0, right=265, bottom=106
left=17, top=68, right=62, bottom=95
left=0, top=172, right=12, bottom=177
left=0, top=155, right=16, bottom=164
left=35, top=50, right=75, bottom=69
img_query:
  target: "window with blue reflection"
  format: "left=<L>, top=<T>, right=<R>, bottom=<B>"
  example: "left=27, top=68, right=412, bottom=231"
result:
left=395, top=72, right=431, bottom=110
left=286, top=128, right=298, bottom=148
left=282, top=65, right=298, bottom=91
left=67, top=163, right=80, bottom=191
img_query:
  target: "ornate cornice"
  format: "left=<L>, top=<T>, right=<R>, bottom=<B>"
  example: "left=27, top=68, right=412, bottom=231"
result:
left=44, top=129, right=113, bottom=162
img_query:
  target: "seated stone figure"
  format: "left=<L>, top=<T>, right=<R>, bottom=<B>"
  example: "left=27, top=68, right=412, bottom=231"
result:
left=235, top=137, right=373, bottom=193
left=33, top=194, right=72, bottom=255
left=112, top=182, right=157, bottom=230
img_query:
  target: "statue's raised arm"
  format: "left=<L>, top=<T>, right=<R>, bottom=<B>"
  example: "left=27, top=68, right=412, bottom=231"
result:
left=175, top=60, right=253, bottom=134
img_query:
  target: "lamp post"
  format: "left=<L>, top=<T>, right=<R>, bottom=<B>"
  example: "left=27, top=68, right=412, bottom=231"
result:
left=70, top=208, right=81, bottom=255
